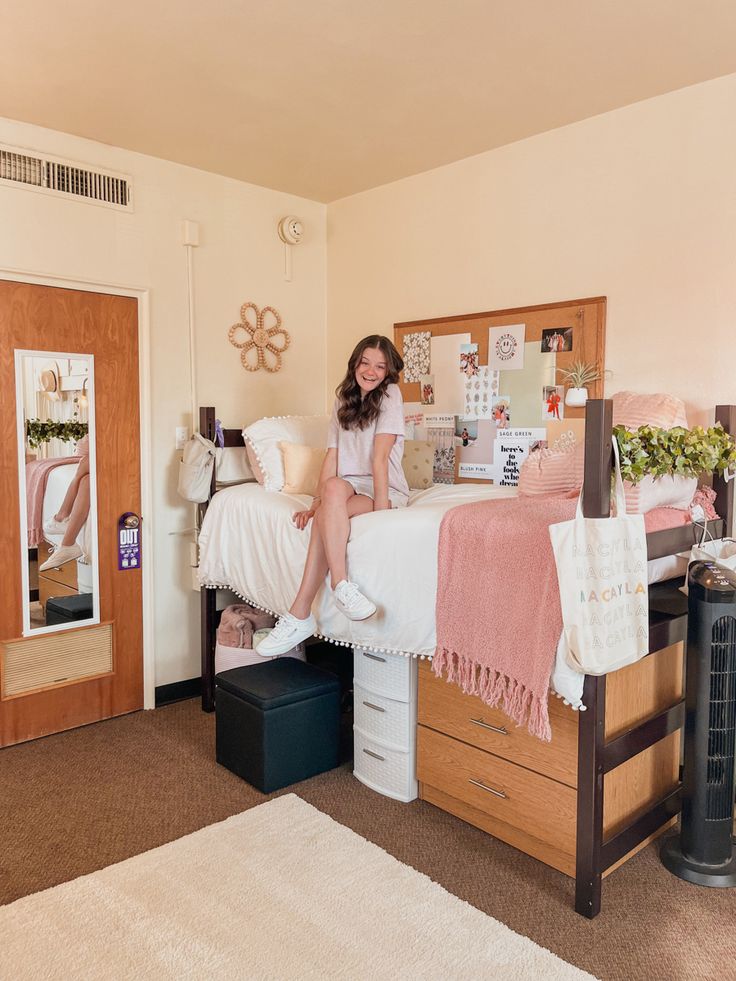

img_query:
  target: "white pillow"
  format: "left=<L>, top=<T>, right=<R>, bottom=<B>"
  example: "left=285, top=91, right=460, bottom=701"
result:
left=215, top=446, right=255, bottom=486
left=624, top=475, right=697, bottom=514
left=242, top=415, right=330, bottom=492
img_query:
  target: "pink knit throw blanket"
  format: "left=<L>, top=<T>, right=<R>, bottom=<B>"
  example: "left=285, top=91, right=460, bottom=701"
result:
left=434, top=495, right=577, bottom=742
left=26, top=457, right=81, bottom=547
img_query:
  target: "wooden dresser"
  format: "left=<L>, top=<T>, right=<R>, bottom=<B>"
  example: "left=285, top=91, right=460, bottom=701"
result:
left=417, top=642, right=683, bottom=881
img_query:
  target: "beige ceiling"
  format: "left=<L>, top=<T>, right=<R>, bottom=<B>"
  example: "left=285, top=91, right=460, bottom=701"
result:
left=1, top=0, right=735, bottom=202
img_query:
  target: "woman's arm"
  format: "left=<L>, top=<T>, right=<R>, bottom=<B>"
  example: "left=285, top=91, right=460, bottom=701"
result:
left=372, top=434, right=395, bottom=511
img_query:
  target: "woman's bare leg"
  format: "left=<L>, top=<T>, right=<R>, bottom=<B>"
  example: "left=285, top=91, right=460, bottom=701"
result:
left=319, top=477, right=373, bottom=588
left=290, top=520, right=329, bottom=620
left=289, top=478, right=373, bottom=616
left=55, top=456, right=90, bottom=521
left=61, top=474, right=90, bottom=547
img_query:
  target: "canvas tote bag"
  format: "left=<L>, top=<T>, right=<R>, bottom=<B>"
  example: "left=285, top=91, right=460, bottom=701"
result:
left=549, top=439, right=649, bottom=675
left=177, top=433, right=217, bottom=503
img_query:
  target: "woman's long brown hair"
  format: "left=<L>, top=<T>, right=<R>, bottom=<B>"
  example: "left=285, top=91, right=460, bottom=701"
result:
left=336, top=335, right=404, bottom=430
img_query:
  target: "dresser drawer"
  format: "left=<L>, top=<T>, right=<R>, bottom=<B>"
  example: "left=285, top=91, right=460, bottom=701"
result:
left=38, top=545, right=79, bottom=588
left=417, top=726, right=576, bottom=856
left=353, top=648, right=416, bottom=702
left=39, top=577, right=79, bottom=610
left=418, top=660, right=577, bottom=787
left=354, top=683, right=414, bottom=751
left=353, top=728, right=417, bottom=802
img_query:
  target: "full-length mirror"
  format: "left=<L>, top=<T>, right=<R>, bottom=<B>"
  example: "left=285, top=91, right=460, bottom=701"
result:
left=15, top=351, right=100, bottom=635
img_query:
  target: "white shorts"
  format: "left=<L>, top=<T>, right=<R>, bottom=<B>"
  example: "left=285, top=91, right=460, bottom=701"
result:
left=343, top=476, right=408, bottom=509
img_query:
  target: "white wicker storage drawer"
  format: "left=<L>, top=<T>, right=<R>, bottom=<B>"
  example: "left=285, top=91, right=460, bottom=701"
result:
left=354, top=683, right=413, bottom=751
left=353, top=647, right=415, bottom=702
left=353, top=727, right=417, bottom=803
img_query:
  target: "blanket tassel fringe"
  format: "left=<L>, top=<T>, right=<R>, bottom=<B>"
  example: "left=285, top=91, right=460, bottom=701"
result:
left=433, top=647, right=552, bottom=743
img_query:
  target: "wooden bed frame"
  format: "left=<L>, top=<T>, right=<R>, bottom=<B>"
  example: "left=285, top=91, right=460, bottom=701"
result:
left=197, top=400, right=735, bottom=918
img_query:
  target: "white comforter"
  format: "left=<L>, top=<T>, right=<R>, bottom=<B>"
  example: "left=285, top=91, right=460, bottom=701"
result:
left=198, top=482, right=517, bottom=657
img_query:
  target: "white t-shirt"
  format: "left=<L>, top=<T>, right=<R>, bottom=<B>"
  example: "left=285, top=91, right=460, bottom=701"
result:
left=327, top=384, right=410, bottom=501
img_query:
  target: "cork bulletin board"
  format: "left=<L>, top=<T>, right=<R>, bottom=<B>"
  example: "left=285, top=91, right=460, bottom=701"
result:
left=394, top=295, right=606, bottom=484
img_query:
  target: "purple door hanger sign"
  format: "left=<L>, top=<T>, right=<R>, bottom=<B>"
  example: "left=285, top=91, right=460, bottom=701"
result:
left=118, top=512, right=141, bottom=571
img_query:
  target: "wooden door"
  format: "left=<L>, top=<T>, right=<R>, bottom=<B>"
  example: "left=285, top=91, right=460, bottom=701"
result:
left=0, top=281, right=143, bottom=746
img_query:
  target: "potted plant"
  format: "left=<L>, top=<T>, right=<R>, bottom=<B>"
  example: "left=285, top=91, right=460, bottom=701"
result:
left=556, top=361, right=601, bottom=406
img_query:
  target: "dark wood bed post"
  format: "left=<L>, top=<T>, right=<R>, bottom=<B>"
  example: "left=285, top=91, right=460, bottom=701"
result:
left=575, top=398, right=612, bottom=918
left=199, top=406, right=217, bottom=713
left=714, top=405, right=736, bottom=536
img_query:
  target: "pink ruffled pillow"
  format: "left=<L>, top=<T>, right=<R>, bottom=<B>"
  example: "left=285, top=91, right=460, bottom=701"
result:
left=518, top=441, right=585, bottom=497
left=612, top=391, right=688, bottom=430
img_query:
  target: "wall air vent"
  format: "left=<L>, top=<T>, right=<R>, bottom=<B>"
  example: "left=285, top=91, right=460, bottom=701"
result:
left=0, top=143, right=133, bottom=211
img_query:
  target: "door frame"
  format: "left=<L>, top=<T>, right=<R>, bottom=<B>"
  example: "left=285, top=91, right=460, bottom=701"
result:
left=0, top=267, right=155, bottom=709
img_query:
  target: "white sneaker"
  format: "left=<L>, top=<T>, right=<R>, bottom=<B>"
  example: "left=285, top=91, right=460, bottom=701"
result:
left=39, top=543, right=83, bottom=572
left=255, top=613, right=316, bottom=657
left=333, top=580, right=376, bottom=621
left=43, top=516, right=70, bottom=537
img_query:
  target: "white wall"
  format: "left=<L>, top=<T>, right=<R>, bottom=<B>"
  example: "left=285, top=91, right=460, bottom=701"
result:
left=0, top=116, right=326, bottom=686
left=326, top=74, right=736, bottom=427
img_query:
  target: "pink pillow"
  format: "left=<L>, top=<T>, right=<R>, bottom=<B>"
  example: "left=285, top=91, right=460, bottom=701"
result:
left=612, top=392, right=688, bottom=430
left=518, top=441, right=585, bottom=497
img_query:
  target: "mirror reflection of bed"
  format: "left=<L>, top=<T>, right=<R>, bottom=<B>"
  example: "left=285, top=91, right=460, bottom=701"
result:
left=29, top=458, right=93, bottom=627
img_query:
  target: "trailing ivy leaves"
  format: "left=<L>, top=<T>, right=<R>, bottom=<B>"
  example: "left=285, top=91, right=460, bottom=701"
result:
left=613, top=423, right=736, bottom=485
left=26, top=419, right=88, bottom=450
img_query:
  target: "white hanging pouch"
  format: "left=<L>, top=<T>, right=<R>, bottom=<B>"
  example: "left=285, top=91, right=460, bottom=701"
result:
left=679, top=521, right=736, bottom=595
left=177, top=433, right=217, bottom=503
left=549, top=439, right=649, bottom=675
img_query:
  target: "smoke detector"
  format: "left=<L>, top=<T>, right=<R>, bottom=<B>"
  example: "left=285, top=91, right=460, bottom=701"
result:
left=277, top=216, right=303, bottom=245
left=277, top=216, right=304, bottom=280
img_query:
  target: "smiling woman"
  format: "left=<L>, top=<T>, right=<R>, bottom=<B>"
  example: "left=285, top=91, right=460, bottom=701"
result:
left=255, top=335, right=410, bottom=658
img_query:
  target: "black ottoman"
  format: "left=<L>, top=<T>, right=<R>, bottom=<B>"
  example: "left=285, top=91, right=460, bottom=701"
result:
left=215, top=659, right=341, bottom=793
left=45, top=593, right=94, bottom=625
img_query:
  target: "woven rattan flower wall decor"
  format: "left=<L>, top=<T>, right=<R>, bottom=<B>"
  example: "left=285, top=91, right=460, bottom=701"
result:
left=228, top=302, right=291, bottom=373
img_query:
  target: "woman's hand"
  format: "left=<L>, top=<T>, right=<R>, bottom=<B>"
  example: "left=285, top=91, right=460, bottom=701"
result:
left=372, top=499, right=392, bottom=512
left=292, top=508, right=316, bottom=530
left=293, top=497, right=320, bottom=530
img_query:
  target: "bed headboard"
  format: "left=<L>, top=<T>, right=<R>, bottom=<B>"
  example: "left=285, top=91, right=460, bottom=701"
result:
left=199, top=406, right=244, bottom=448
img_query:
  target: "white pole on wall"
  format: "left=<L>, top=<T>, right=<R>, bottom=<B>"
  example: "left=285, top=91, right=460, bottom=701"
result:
left=181, top=219, right=200, bottom=431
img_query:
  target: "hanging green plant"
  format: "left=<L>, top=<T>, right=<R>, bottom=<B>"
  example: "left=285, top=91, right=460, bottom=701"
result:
left=26, top=419, right=88, bottom=450
left=613, top=423, right=736, bottom=485
left=556, top=360, right=601, bottom=389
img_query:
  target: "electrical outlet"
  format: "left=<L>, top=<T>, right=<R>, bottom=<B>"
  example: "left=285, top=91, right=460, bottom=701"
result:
left=175, top=426, right=189, bottom=450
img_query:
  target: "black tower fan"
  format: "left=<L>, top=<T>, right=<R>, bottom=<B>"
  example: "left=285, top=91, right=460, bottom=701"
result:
left=661, top=560, right=736, bottom=886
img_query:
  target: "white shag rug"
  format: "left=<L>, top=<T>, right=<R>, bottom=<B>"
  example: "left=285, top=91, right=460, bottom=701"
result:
left=0, top=794, right=595, bottom=980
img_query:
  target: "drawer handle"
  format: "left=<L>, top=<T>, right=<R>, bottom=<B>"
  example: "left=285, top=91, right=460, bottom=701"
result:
left=470, top=718, right=508, bottom=736
left=362, top=651, right=386, bottom=663
left=469, top=778, right=508, bottom=799
left=362, top=701, right=386, bottom=713
left=363, top=748, right=386, bottom=762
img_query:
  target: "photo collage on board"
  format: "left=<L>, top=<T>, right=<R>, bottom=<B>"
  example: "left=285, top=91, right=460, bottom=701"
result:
left=402, top=320, right=575, bottom=486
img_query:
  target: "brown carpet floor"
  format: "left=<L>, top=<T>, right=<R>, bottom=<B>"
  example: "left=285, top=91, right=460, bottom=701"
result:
left=2, top=699, right=735, bottom=981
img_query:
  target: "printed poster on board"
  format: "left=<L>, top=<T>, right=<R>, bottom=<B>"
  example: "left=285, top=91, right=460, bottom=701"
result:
left=488, top=323, right=526, bottom=371
left=494, top=428, right=546, bottom=487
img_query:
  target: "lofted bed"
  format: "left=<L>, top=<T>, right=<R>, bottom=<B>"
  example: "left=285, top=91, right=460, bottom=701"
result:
left=196, top=399, right=735, bottom=917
